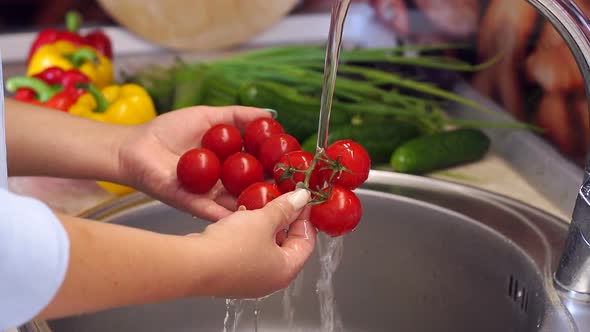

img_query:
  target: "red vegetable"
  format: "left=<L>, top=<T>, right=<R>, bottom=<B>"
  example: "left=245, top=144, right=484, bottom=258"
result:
left=273, top=150, right=322, bottom=193
left=201, top=124, right=243, bottom=162
left=82, top=30, right=113, bottom=59
left=243, top=117, right=285, bottom=156
left=236, top=182, right=282, bottom=210
left=14, top=88, right=37, bottom=102
left=221, top=152, right=264, bottom=196
left=310, top=185, right=363, bottom=237
left=27, top=11, right=113, bottom=63
left=176, top=148, right=221, bottom=194
left=34, top=67, right=90, bottom=97
left=9, top=67, right=90, bottom=108
left=257, top=133, right=302, bottom=175
left=321, top=140, right=371, bottom=190
left=6, top=76, right=84, bottom=112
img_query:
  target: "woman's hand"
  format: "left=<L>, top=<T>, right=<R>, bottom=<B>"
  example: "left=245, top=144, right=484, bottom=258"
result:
left=193, top=188, right=317, bottom=299
left=115, top=105, right=271, bottom=221
left=40, top=188, right=316, bottom=319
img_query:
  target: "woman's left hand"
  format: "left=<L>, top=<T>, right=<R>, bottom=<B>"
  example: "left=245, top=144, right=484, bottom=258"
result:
left=115, top=105, right=271, bottom=221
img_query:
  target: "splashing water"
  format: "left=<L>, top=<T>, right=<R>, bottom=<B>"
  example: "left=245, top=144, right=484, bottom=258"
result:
left=282, top=270, right=306, bottom=329
left=253, top=299, right=260, bottom=332
left=223, top=299, right=245, bottom=332
left=316, top=234, right=345, bottom=332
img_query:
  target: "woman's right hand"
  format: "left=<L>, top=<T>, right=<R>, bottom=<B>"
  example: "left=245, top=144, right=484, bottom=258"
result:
left=192, top=188, right=317, bottom=299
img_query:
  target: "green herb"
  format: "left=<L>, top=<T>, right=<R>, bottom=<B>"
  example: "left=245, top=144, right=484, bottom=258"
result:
left=122, top=44, right=533, bottom=133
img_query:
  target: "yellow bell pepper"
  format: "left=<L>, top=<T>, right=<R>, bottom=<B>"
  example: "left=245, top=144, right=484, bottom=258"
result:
left=27, top=41, right=113, bottom=89
left=96, top=181, right=136, bottom=196
left=69, top=83, right=157, bottom=125
left=70, top=83, right=158, bottom=195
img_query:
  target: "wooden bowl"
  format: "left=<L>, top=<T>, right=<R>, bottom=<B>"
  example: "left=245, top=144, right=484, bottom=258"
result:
left=97, top=0, right=299, bottom=50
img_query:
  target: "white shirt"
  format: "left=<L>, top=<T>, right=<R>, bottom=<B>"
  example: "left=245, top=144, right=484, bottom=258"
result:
left=0, top=52, right=70, bottom=330
left=0, top=51, right=7, bottom=189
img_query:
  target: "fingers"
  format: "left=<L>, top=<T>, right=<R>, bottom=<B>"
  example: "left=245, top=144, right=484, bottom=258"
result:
left=276, top=229, right=288, bottom=246
left=274, top=205, right=310, bottom=245
left=214, top=192, right=239, bottom=212
left=181, top=197, right=233, bottom=222
left=177, top=181, right=236, bottom=222
left=257, top=188, right=311, bottom=231
left=177, top=183, right=234, bottom=221
left=280, top=219, right=317, bottom=272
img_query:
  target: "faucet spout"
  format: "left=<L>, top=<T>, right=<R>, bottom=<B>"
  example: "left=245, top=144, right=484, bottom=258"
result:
left=528, top=0, right=590, bottom=297
left=555, top=180, right=590, bottom=297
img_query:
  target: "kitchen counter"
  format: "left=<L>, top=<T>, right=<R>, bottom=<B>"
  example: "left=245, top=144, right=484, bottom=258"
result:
left=429, top=153, right=569, bottom=221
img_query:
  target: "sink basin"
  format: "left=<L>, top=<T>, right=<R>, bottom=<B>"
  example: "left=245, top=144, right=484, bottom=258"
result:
left=21, top=170, right=580, bottom=331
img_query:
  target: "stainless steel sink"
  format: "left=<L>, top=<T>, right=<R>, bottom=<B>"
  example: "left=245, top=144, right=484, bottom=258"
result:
left=21, top=171, right=583, bottom=332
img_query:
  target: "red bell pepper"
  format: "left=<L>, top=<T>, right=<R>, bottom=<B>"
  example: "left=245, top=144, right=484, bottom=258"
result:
left=27, top=11, right=113, bottom=63
left=7, top=68, right=90, bottom=112
left=32, top=67, right=90, bottom=95
left=6, top=77, right=80, bottom=112
left=12, top=67, right=89, bottom=106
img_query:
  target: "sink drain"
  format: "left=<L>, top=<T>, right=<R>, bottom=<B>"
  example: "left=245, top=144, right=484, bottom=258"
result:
left=509, top=274, right=529, bottom=313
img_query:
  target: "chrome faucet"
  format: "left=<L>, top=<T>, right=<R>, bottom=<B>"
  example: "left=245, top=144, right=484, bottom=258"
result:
left=532, top=0, right=590, bottom=300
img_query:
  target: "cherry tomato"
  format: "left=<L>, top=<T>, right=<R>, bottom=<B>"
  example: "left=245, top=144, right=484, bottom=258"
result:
left=221, top=152, right=264, bottom=196
left=257, top=133, right=302, bottom=175
left=273, top=150, right=323, bottom=193
left=243, top=117, right=284, bottom=156
left=236, top=182, right=282, bottom=210
left=310, top=185, right=362, bottom=237
left=201, top=124, right=243, bottom=161
left=322, top=140, right=371, bottom=190
left=176, top=148, right=221, bottom=194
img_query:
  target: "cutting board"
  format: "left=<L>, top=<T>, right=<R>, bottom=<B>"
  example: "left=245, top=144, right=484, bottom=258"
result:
left=97, top=0, right=300, bottom=50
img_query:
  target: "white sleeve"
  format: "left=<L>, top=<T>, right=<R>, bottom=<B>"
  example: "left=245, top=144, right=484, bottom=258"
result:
left=0, top=189, right=70, bottom=330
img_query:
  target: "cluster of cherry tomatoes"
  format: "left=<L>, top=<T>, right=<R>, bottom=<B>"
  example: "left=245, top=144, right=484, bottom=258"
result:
left=176, top=117, right=371, bottom=237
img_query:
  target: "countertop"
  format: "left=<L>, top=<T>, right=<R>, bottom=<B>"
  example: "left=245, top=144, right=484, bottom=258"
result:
left=429, top=154, right=569, bottom=221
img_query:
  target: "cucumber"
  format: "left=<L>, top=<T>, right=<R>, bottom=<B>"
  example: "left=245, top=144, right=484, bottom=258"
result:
left=238, top=81, right=351, bottom=141
left=171, top=63, right=209, bottom=110
left=302, top=121, right=421, bottom=164
left=199, top=72, right=242, bottom=106
left=390, top=128, right=490, bottom=174
left=122, top=64, right=176, bottom=113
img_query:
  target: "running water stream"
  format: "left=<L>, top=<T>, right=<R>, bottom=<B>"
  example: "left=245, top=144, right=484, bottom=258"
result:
left=223, top=1, right=352, bottom=330
left=313, top=1, right=352, bottom=331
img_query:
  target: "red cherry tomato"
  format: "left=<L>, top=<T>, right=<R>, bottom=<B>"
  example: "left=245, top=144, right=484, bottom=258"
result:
left=257, top=133, right=302, bottom=175
left=243, top=117, right=284, bottom=156
left=236, top=182, right=282, bottom=210
left=221, top=152, right=264, bottom=196
left=273, top=150, right=323, bottom=193
left=322, top=140, right=371, bottom=190
left=176, top=148, right=221, bottom=194
left=310, top=185, right=362, bottom=237
left=201, top=124, right=243, bottom=162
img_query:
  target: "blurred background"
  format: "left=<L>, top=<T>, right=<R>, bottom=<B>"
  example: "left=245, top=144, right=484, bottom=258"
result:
left=2, top=0, right=587, bottom=217
left=0, top=0, right=340, bottom=31
left=1, top=0, right=588, bottom=165
left=0, top=0, right=114, bottom=30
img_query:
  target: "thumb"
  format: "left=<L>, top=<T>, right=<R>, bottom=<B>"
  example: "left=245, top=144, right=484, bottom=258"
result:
left=259, top=188, right=311, bottom=231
